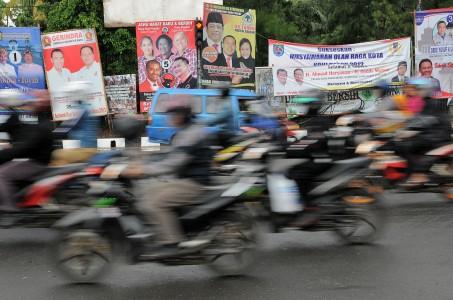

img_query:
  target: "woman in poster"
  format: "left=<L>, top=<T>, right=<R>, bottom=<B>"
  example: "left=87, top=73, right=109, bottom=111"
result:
left=238, top=38, right=255, bottom=84
left=138, top=36, right=156, bottom=84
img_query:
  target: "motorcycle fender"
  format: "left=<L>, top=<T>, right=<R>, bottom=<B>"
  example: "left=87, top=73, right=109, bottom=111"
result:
left=309, top=170, right=363, bottom=197
left=53, top=207, right=121, bottom=229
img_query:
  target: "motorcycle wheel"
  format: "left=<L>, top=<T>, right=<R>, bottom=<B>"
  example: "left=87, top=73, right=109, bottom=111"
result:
left=206, top=207, right=260, bottom=276
left=51, top=229, right=114, bottom=283
left=333, top=188, right=386, bottom=244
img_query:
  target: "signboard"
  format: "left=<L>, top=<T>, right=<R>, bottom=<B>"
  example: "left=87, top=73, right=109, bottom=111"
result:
left=136, top=20, right=197, bottom=112
left=103, top=0, right=223, bottom=27
left=415, top=8, right=453, bottom=97
left=255, top=67, right=285, bottom=112
left=42, top=29, right=108, bottom=120
left=201, top=3, right=256, bottom=88
left=104, top=74, right=137, bottom=114
left=269, top=38, right=411, bottom=96
left=0, top=27, right=45, bottom=90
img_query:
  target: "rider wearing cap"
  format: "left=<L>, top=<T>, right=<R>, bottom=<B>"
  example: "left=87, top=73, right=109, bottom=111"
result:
left=121, top=95, right=214, bottom=256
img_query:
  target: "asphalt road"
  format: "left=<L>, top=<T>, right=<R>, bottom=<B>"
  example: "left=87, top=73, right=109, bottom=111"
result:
left=1, top=193, right=453, bottom=300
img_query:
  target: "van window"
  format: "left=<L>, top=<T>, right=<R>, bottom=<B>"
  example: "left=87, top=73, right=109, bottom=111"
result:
left=154, top=94, right=202, bottom=113
left=206, top=96, right=230, bottom=113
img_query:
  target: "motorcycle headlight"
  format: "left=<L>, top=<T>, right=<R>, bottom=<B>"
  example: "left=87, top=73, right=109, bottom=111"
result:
left=355, top=141, right=385, bottom=155
left=242, top=147, right=268, bottom=160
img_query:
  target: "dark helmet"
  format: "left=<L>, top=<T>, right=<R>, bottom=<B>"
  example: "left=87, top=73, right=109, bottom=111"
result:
left=166, top=95, right=194, bottom=124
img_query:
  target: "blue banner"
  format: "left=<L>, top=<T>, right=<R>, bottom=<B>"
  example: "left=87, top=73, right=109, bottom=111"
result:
left=0, top=27, right=45, bottom=90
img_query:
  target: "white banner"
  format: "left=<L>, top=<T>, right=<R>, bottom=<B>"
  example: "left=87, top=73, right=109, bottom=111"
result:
left=415, top=8, right=453, bottom=97
left=103, top=0, right=223, bottom=27
left=269, top=38, right=411, bottom=96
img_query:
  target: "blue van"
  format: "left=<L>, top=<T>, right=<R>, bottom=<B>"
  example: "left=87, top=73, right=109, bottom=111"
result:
left=146, top=88, right=257, bottom=144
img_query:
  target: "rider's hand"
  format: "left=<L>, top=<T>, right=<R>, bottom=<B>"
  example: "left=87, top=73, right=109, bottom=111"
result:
left=121, top=164, right=144, bottom=178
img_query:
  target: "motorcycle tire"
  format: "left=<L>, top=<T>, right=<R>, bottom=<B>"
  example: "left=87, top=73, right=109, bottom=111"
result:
left=205, top=205, right=261, bottom=276
left=50, top=228, right=114, bottom=283
left=333, top=188, right=386, bottom=245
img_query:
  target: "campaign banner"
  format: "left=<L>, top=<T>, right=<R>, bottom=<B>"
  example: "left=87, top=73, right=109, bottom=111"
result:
left=136, top=20, right=197, bottom=112
left=269, top=38, right=411, bottom=96
left=41, top=29, right=108, bottom=121
left=104, top=74, right=137, bottom=114
left=0, top=27, right=45, bottom=90
left=201, top=3, right=256, bottom=88
left=415, top=8, right=453, bottom=97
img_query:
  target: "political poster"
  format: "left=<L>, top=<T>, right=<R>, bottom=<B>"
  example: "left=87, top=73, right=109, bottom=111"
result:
left=136, top=20, right=197, bottom=112
left=0, top=27, right=45, bottom=91
left=201, top=3, right=256, bottom=88
left=269, top=37, right=411, bottom=96
left=104, top=74, right=137, bottom=114
left=42, top=29, right=108, bottom=120
left=255, top=67, right=285, bottom=112
left=415, top=8, right=453, bottom=98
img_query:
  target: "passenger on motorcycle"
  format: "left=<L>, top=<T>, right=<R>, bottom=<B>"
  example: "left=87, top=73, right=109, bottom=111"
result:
left=51, top=81, right=100, bottom=166
left=0, top=90, right=54, bottom=212
left=121, top=95, right=214, bottom=256
left=395, top=77, right=452, bottom=187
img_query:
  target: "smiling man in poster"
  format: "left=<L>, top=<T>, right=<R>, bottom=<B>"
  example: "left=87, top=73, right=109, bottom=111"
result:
left=74, top=45, right=103, bottom=91
left=42, top=29, right=108, bottom=121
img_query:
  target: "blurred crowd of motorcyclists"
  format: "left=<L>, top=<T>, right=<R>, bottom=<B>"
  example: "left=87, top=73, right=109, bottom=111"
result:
left=0, top=77, right=451, bottom=282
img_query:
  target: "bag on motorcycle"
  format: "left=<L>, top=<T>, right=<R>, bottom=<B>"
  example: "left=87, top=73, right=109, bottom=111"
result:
left=267, top=174, right=304, bottom=213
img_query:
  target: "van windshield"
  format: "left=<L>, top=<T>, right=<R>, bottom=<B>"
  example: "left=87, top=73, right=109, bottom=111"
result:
left=154, top=94, right=202, bottom=113
left=206, top=96, right=230, bottom=113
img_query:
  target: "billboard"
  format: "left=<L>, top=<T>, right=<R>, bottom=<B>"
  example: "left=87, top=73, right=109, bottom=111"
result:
left=41, top=29, right=108, bottom=120
left=269, top=38, right=411, bottom=96
left=415, top=8, right=453, bottom=97
left=104, top=74, right=137, bottom=114
left=201, top=3, right=256, bottom=88
left=103, top=0, right=223, bottom=27
left=0, top=27, right=45, bottom=90
left=136, top=20, right=197, bottom=112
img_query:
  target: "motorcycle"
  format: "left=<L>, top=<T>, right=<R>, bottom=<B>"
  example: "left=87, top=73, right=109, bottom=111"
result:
left=50, top=117, right=262, bottom=283
left=356, top=135, right=453, bottom=199
left=0, top=150, right=122, bottom=228
left=241, top=140, right=386, bottom=244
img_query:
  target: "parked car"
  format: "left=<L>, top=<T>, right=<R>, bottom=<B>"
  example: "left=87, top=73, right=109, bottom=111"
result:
left=146, top=88, right=257, bottom=144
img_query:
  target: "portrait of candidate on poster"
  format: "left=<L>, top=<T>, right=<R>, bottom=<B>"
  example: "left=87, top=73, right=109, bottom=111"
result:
left=201, top=3, right=256, bottom=89
left=136, top=20, right=198, bottom=112
left=0, top=27, right=45, bottom=91
left=42, top=28, right=108, bottom=120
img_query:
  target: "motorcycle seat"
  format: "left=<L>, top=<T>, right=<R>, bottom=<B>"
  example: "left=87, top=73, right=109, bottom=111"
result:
left=268, top=158, right=308, bottom=173
left=178, top=189, right=233, bottom=221
left=29, top=164, right=87, bottom=182
left=426, top=143, right=453, bottom=156
left=317, top=157, right=370, bottom=181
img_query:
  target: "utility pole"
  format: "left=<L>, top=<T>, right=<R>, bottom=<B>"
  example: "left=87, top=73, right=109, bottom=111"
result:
left=417, top=0, right=422, bottom=11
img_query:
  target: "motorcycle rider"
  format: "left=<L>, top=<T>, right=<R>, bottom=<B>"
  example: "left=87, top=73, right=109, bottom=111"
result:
left=286, top=94, right=331, bottom=226
left=395, top=78, right=452, bottom=187
left=0, top=90, right=54, bottom=212
left=120, top=95, right=214, bottom=256
left=51, top=81, right=100, bottom=166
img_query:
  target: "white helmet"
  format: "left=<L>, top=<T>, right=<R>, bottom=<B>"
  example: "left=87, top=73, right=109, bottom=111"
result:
left=0, top=89, right=26, bottom=107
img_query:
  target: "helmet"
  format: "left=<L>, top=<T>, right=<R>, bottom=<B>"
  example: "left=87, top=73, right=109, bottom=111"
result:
left=290, top=92, right=324, bottom=116
left=406, top=76, right=431, bottom=88
left=373, top=80, right=389, bottom=91
left=0, top=89, right=28, bottom=108
left=165, top=94, right=194, bottom=123
left=405, top=76, right=433, bottom=98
